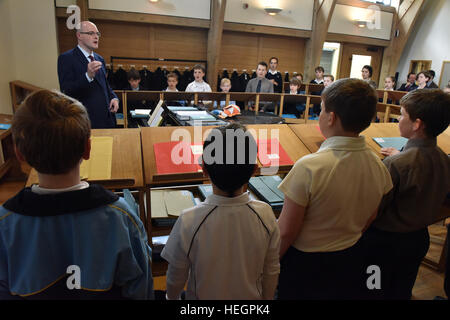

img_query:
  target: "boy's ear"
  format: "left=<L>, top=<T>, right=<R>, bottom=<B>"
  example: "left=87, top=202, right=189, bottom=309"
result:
left=14, top=145, right=25, bottom=163
left=413, top=118, right=424, bottom=133
left=83, top=138, right=91, bottom=160
left=200, top=157, right=209, bottom=178
left=328, top=111, right=337, bottom=126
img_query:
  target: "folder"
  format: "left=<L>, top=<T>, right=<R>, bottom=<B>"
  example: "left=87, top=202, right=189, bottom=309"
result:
left=154, top=141, right=202, bottom=175
left=151, top=189, right=196, bottom=227
left=373, top=137, right=408, bottom=150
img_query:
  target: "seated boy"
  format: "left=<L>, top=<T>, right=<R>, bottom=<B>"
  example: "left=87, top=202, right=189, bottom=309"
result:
left=284, top=78, right=305, bottom=118
left=127, top=68, right=146, bottom=91
left=309, top=66, right=325, bottom=115
left=161, top=123, right=280, bottom=300
left=165, top=72, right=179, bottom=92
left=323, top=74, right=334, bottom=88
left=212, top=78, right=236, bottom=110
left=276, top=79, right=393, bottom=300
left=245, top=61, right=275, bottom=112
left=362, top=89, right=450, bottom=300
left=0, top=90, right=154, bottom=300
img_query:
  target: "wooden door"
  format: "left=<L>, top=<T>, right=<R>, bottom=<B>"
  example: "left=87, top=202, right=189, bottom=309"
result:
left=339, top=43, right=384, bottom=85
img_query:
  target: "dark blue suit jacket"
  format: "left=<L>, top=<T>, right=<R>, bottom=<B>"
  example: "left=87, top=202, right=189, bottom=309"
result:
left=58, top=47, right=117, bottom=129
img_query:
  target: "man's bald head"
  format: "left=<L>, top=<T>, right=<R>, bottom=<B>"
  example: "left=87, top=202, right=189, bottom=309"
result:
left=77, top=21, right=98, bottom=33
left=76, top=21, right=100, bottom=52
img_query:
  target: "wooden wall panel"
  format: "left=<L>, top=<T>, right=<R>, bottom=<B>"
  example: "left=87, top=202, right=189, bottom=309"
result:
left=57, top=18, right=207, bottom=70
left=218, top=31, right=305, bottom=76
left=57, top=18, right=304, bottom=77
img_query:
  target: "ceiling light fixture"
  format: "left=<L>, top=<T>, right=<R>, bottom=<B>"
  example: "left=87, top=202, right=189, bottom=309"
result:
left=354, top=20, right=367, bottom=28
left=264, top=7, right=282, bottom=16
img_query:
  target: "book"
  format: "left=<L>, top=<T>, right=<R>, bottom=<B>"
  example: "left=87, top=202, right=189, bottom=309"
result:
left=373, top=137, right=408, bottom=150
left=0, top=124, right=11, bottom=130
left=153, top=141, right=202, bottom=175
left=168, top=106, right=198, bottom=112
left=248, top=176, right=284, bottom=209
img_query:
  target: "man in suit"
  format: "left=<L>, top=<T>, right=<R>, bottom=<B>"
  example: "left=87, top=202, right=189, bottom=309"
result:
left=245, top=62, right=274, bottom=112
left=58, top=21, right=119, bottom=129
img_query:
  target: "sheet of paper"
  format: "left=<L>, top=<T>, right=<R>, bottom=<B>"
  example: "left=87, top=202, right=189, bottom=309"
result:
left=134, top=109, right=152, bottom=115
left=80, top=136, right=113, bottom=180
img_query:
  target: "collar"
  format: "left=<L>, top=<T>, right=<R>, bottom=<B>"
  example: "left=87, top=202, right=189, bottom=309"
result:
left=315, top=79, right=324, bottom=84
left=403, top=137, right=437, bottom=151
left=268, top=69, right=278, bottom=75
left=31, top=181, right=89, bottom=195
left=204, top=192, right=251, bottom=207
left=132, top=86, right=140, bottom=91
left=3, top=185, right=119, bottom=217
left=77, top=45, right=93, bottom=60
left=318, top=136, right=367, bottom=152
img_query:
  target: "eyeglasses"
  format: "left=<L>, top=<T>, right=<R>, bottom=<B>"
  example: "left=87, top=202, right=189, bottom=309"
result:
left=80, top=31, right=101, bottom=37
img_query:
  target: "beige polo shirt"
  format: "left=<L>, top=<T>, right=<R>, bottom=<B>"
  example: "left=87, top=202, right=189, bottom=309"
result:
left=278, top=136, right=393, bottom=252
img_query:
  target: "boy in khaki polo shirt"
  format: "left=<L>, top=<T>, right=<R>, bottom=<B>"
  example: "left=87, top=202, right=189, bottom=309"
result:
left=277, top=79, right=393, bottom=300
left=363, top=89, right=450, bottom=300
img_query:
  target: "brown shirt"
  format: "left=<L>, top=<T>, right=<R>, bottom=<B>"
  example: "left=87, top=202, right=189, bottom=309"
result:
left=373, top=138, right=450, bottom=233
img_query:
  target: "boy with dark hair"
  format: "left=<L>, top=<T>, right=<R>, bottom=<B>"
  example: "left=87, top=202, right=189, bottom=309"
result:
left=362, top=65, right=377, bottom=89
left=127, top=68, right=146, bottom=91
left=426, top=70, right=439, bottom=88
left=399, top=72, right=417, bottom=92
left=284, top=78, right=305, bottom=118
left=266, top=57, right=283, bottom=93
left=310, top=66, right=325, bottom=84
left=185, top=64, right=212, bottom=92
left=277, top=79, right=393, bottom=300
left=161, top=123, right=280, bottom=300
left=246, top=61, right=275, bottom=112
left=0, top=90, right=154, bottom=300
left=363, top=89, right=450, bottom=300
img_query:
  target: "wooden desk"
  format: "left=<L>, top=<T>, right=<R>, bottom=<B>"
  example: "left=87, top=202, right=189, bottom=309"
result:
left=246, top=124, right=310, bottom=174
left=141, top=124, right=311, bottom=242
left=289, top=123, right=450, bottom=158
left=25, top=129, right=146, bottom=224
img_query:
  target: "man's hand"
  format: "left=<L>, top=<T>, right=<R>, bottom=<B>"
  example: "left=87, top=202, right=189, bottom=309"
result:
left=381, top=147, right=400, bottom=157
left=109, top=99, right=119, bottom=113
left=269, top=79, right=278, bottom=86
left=87, top=61, right=102, bottom=79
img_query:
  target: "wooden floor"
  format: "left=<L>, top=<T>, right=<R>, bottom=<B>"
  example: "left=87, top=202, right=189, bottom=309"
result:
left=0, top=174, right=447, bottom=300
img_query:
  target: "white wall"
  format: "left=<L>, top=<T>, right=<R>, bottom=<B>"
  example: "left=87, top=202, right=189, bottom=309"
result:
left=88, top=0, right=211, bottom=20
left=225, top=0, right=314, bottom=30
left=0, top=0, right=60, bottom=115
left=0, top=0, right=15, bottom=114
left=397, top=0, right=450, bottom=87
left=328, top=4, right=393, bottom=40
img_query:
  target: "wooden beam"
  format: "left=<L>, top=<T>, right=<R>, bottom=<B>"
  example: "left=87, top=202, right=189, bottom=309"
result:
left=76, top=0, right=89, bottom=21
left=223, top=22, right=311, bottom=38
left=207, top=0, right=227, bottom=90
left=326, top=33, right=391, bottom=47
left=337, top=0, right=397, bottom=14
left=379, top=0, right=425, bottom=87
left=304, top=0, right=337, bottom=82
left=55, top=8, right=211, bottom=29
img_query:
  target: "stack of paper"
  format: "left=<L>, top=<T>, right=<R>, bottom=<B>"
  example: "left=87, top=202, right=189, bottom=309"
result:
left=151, top=190, right=196, bottom=226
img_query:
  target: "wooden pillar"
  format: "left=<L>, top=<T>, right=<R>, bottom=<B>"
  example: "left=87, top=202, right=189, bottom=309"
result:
left=76, top=0, right=89, bottom=21
left=379, top=0, right=425, bottom=87
left=304, top=0, right=337, bottom=82
left=207, top=0, right=227, bottom=91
